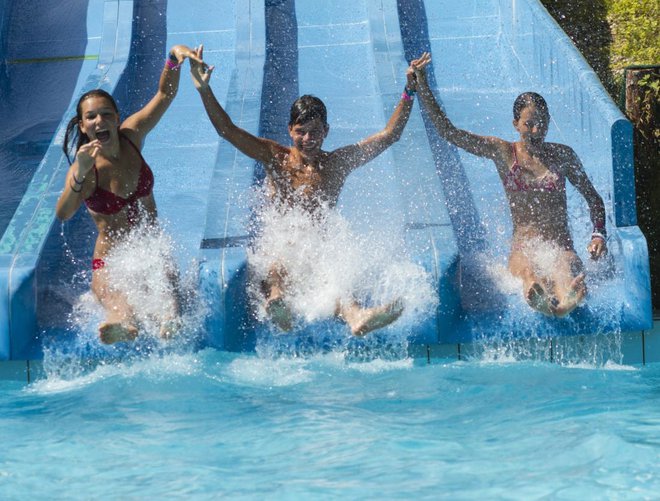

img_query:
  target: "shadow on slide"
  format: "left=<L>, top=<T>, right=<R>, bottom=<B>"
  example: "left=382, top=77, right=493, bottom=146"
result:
left=0, top=0, right=652, bottom=361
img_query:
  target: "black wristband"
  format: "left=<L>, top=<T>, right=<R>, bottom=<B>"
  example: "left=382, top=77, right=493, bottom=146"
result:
left=70, top=179, right=83, bottom=193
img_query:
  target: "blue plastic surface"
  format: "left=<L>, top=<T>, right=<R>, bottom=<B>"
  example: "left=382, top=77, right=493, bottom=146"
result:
left=0, top=0, right=652, bottom=359
left=0, top=0, right=134, bottom=359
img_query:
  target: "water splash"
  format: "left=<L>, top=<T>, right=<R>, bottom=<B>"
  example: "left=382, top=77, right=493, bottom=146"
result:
left=465, top=242, right=628, bottom=367
left=247, top=193, right=438, bottom=359
left=248, top=197, right=438, bottom=328
left=41, top=224, right=209, bottom=380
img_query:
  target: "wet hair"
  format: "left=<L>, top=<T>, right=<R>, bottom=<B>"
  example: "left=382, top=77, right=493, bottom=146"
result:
left=289, top=95, right=328, bottom=127
left=62, top=89, right=119, bottom=164
left=512, top=92, right=549, bottom=121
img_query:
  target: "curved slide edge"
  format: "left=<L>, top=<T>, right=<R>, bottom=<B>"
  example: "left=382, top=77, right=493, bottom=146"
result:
left=2, top=0, right=651, bottom=359
left=401, top=0, right=652, bottom=341
left=204, top=0, right=652, bottom=349
left=0, top=0, right=134, bottom=360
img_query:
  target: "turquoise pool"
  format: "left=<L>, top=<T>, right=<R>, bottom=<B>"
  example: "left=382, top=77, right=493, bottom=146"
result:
left=1, top=0, right=657, bottom=496
left=2, top=345, right=659, bottom=498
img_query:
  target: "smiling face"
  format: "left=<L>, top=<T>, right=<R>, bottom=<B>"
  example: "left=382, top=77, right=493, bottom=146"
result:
left=513, top=104, right=549, bottom=148
left=288, top=118, right=329, bottom=157
left=78, top=96, right=120, bottom=145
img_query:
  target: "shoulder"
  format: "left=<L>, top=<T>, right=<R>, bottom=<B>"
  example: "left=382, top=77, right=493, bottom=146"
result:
left=545, top=142, right=580, bottom=166
left=118, top=127, right=143, bottom=150
left=491, top=137, right=512, bottom=154
left=544, top=143, right=585, bottom=180
left=271, top=143, right=293, bottom=163
left=487, top=137, right=514, bottom=163
left=266, top=144, right=294, bottom=173
left=545, top=142, right=576, bottom=158
left=323, top=148, right=353, bottom=170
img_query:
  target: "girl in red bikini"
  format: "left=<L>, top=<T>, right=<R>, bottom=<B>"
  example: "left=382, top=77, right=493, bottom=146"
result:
left=56, top=44, right=203, bottom=343
left=410, top=52, right=607, bottom=317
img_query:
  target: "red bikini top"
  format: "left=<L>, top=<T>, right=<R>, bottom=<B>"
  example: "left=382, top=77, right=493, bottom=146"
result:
left=503, top=143, right=562, bottom=193
left=84, top=135, right=154, bottom=217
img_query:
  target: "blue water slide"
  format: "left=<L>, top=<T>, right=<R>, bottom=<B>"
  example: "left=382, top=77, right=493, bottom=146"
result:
left=207, top=0, right=652, bottom=349
left=0, top=0, right=134, bottom=359
left=0, top=0, right=652, bottom=360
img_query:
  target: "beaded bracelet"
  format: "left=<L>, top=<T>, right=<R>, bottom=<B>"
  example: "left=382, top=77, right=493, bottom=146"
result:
left=591, top=232, right=607, bottom=242
left=402, top=86, right=415, bottom=102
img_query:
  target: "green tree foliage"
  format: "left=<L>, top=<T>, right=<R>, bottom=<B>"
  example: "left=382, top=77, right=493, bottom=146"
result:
left=605, top=0, right=659, bottom=79
left=541, top=0, right=659, bottom=99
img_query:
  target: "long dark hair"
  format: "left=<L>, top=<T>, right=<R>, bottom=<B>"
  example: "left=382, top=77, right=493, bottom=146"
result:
left=62, top=89, right=119, bottom=164
left=512, top=92, right=549, bottom=121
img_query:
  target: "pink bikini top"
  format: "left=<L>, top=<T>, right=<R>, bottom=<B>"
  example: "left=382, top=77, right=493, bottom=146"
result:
left=84, top=135, right=154, bottom=218
left=503, top=143, right=562, bottom=193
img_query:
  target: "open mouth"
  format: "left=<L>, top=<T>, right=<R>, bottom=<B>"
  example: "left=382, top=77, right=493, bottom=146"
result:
left=96, top=130, right=110, bottom=143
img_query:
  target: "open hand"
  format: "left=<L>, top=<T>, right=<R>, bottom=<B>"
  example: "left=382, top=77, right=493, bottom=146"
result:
left=410, top=52, right=432, bottom=78
left=189, top=44, right=214, bottom=90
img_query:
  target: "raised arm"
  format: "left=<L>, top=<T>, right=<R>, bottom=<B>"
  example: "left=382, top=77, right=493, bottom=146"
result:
left=412, top=52, right=502, bottom=160
left=329, top=67, right=416, bottom=173
left=562, top=146, right=608, bottom=259
left=189, top=46, right=282, bottom=165
left=120, top=44, right=202, bottom=147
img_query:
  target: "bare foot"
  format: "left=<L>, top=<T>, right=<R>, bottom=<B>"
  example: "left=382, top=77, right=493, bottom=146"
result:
left=553, top=274, right=587, bottom=317
left=160, top=317, right=182, bottom=340
left=343, top=300, right=405, bottom=337
left=525, top=282, right=554, bottom=316
left=99, top=322, right=138, bottom=344
left=266, top=297, right=293, bottom=332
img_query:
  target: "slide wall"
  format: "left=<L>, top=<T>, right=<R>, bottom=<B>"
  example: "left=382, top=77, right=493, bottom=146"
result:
left=0, top=0, right=651, bottom=359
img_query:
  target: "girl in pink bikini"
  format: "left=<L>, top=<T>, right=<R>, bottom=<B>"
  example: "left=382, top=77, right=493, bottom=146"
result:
left=56, top=44, right=202, bottom=343
left=410, top=52, right=608, bottom=317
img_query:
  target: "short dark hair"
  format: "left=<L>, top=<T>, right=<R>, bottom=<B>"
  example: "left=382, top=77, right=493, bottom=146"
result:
left=62, top=89, right=119, bottom=164
left=289, top=95, right=328, bottom=127
left=513, top=92, right=549, bottom=121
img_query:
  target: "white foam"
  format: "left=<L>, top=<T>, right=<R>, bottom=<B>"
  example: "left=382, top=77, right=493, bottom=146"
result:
left=29, top=352, right=202, bottom=394
left=248, top=196, right=438, bottom=331
left=224, top=355, right=314, bottom=387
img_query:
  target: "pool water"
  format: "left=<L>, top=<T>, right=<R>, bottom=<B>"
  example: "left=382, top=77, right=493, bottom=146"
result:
left=1, top=346, right=659, bottom=499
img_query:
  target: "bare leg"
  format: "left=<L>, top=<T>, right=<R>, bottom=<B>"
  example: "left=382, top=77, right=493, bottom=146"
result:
left=337, top=299, right=404, bottom=336
left=159, top=262, right=184, bottom=339
left=509, top=249, right=556, bottom=316
left=263, top=264, right=293, bottom=331
left=551, top=251, right=587, bottom=317
left=92, top=270, right=138, bottom=344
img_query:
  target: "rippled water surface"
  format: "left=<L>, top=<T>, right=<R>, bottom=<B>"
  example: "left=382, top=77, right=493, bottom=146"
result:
left=1, top=348, right=659, bottom=499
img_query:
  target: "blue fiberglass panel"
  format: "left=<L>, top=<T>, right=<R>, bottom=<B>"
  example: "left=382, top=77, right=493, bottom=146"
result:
left=397, top=0, right=651, bottom=341
left=35, top=0, right=244, bottom=351
left=0, top=0, right=104, bottom=239
left=134, top=0, right=239, bottom=267
left=294, top=0, right=456, bottom=344
left=0, top=0, right=133, bottom=360
left=1, top=0, right=652, bottom=359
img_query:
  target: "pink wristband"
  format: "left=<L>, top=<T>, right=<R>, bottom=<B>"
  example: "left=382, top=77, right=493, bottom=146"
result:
left=166, top=58, right=181, bottom=70
left=401, top=86, right=415, bottom=102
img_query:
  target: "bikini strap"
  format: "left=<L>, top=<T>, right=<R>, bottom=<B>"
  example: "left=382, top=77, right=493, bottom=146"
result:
left=511, top=142, right=519, bottom=168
